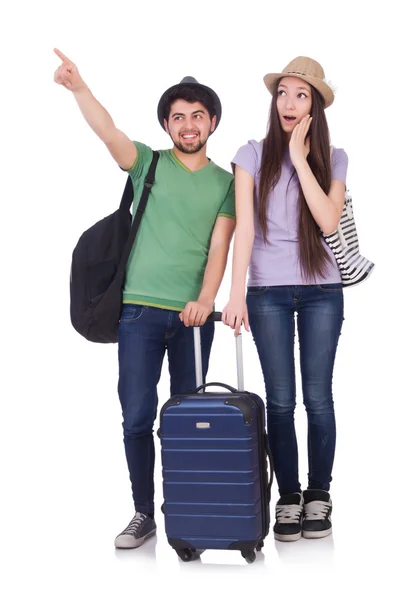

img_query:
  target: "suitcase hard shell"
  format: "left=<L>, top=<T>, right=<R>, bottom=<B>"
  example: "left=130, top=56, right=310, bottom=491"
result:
left=158, top=313, right=273, bottom=563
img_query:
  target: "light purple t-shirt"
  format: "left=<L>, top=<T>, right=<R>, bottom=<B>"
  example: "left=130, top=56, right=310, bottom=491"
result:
left=232, top=140, right=349, bottom=286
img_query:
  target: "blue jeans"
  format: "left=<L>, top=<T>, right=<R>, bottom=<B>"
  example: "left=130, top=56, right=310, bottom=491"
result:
left=247, top=284, right=344, bottom=495
left=117, top=304, right=214, bottom=515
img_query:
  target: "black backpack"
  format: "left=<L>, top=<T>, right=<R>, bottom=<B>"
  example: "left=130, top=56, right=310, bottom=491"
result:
left=70, top=151, right=160, bottom=343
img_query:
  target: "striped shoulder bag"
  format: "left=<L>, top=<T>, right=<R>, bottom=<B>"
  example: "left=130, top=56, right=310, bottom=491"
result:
left=322, top=147, right=375, bottom=287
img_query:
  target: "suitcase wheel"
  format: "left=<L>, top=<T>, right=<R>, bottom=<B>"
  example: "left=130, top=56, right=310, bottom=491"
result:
left=241, top=549, right=256, bottom=564
left=256, top=540, right=264, bottom=551
left=176, top=548, right=202, bottom=562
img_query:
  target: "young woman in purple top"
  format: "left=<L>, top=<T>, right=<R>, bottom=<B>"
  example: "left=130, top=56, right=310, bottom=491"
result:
left=223, top=57, right=348, bottom=542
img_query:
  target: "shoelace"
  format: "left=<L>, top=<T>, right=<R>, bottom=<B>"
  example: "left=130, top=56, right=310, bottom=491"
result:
left=121, top=512, right=146, bottom=535
left=304, top=500, right=331, bottom=521
left=276, top=503, right=303, bottom=524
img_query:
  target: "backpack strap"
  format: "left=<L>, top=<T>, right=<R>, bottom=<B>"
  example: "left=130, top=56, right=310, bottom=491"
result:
left=119, top=176, right=134, bottom=214
left=117, top=150, right=160, bottom=277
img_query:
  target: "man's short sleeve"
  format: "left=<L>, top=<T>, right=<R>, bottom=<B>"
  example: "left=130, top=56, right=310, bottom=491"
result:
left=121, top=141, right=153, bottom=183
left=218, top=179, right=236, bottom=219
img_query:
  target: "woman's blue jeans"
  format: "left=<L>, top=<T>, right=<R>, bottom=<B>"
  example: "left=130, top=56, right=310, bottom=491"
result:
left=247, top=284, right=344, bottom=495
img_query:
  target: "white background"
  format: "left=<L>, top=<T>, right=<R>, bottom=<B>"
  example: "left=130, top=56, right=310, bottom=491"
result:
left=1, top=0, right=395, bottom=598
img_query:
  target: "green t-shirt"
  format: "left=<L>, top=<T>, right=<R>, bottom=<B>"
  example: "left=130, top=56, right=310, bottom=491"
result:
left=122, top=142, right=235, bottom=311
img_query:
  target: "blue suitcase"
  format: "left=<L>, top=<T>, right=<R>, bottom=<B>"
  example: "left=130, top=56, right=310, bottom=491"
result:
left=158, top=312, right=273, bottom=563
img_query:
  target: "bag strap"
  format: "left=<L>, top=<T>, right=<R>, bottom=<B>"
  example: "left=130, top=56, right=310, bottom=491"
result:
left=119, top=176, right=134, bottom=214
left=117, top=150, right=160, bottom=277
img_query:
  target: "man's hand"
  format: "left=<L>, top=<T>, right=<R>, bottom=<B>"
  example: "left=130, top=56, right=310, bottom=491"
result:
left=53, top=48, right=87, bottom=93
left=179, top=300, right=213, bottom=327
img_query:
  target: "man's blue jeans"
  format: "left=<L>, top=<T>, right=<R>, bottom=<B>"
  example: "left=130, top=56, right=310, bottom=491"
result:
left=118, top=304, right=214, bottom=515
left=247, top=284, right=344, bottom=495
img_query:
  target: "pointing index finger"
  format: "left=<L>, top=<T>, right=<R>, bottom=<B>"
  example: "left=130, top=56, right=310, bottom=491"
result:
left=54, top=48, right=73, bottom=65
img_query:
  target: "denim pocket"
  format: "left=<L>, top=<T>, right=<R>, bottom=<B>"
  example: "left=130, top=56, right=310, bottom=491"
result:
left=316, top=283, right=343, bottom=292
left=247, top=286, right=269, bottom=295
left=119, top=304, right=146, bottom=323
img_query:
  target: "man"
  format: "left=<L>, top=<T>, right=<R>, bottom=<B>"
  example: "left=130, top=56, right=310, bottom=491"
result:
left=54, top=49, right=235, bottom=549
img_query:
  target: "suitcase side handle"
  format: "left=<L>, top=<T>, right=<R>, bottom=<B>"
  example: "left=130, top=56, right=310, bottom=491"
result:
left=193, top=381, right=239, bottom=394
left=264, top=432, right=274, bottom=499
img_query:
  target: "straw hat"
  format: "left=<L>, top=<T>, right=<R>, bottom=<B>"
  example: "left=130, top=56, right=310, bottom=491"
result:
left=263, top=56, right=334, bottom=108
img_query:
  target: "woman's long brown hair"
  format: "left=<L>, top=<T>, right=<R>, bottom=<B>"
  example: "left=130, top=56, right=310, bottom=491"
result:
left=258, top=81, right=333, bottom=281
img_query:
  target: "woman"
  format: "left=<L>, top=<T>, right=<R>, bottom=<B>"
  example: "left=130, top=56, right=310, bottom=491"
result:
left=223, top=57, right=347, bottom=542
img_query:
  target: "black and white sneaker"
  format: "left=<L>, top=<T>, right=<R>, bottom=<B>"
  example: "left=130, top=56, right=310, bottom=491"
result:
left=302, top=490, right=332, bottom=539
left=273, top=492, right=303, bottom=542
left=114, top=512, right=156, bottom=549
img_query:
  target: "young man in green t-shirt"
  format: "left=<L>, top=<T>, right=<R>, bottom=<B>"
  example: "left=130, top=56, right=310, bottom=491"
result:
left=54, top=49, right=235, bottom=549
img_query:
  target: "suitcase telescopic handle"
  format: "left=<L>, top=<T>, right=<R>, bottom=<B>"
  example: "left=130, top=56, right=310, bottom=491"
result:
left=193, top=312, right=244, bottom=392
left=206, top=311, right=223, bottom=322
left=194, top=382, right=238, bottom=394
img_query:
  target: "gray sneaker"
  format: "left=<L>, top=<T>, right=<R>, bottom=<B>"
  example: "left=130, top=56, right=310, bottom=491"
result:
left=274, top=492, right=304, bottom=542
left=302, top=490, right=332, bottom=538
left=114, top=512, right=156, bottom=549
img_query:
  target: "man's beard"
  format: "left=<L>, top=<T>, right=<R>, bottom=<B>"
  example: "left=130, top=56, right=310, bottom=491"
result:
left=172, top=133, right=208, bottom=154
